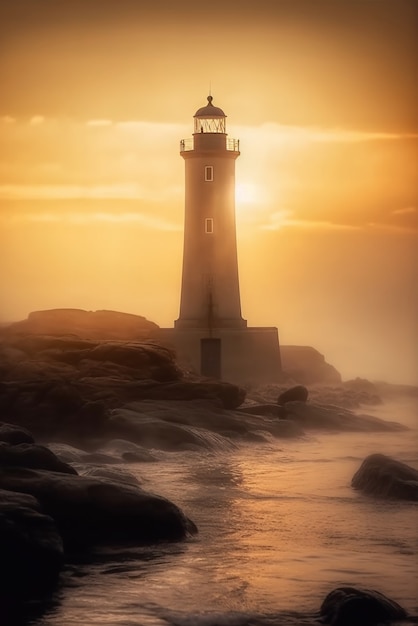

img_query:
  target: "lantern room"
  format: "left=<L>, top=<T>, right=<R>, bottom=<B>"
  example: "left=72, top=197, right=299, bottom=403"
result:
left=193, top=95, right=226, bottom=134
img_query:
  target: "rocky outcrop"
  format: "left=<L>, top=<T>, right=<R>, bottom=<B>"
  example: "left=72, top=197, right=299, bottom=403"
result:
left=0, top=422, right=197, bottom=619
left=0, top=335, right=245, bottom=441
left=0, top=466, right=197, bottom=547
left=0, top=442, right=77, bottom=474
left=352, top=454, right=418, bottom=501
left=280, top=345, right=341, bottom=384
left=111, top=399, right=304, bottom=448
left=319, top=586, right=408, bottom=625
left=0, top=422, right=34, bottom=445
left=0, top=489, right=64, bottom=614
left=277, top=385, right=308, bottom=405
left=3, top=308, right=159, bottom=340
left=281, top=401, right=407, bottom=432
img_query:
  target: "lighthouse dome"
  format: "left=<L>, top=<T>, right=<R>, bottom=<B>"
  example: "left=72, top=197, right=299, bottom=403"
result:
left=194, top=95, right=226, bottom=118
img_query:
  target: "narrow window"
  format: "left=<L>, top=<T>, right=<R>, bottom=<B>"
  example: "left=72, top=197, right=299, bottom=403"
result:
left=205, top=166, right=213, bottom=182
left=205, top=218, right=214, bottom=234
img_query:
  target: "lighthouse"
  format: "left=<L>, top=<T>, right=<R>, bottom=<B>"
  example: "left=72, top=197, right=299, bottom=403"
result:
left=158, top=95, right=281, bottom=383
left=176, top=95, right=246, bottom=331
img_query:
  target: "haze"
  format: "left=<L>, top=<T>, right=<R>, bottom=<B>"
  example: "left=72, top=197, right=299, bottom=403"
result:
left=0, top=0, right=417, bottom=384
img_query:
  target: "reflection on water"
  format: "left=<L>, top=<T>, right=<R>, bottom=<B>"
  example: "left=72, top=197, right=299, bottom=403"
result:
left=34, top=398, right=418, bottom=625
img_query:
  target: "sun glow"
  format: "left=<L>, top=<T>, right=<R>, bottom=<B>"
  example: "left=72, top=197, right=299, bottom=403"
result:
left=235, top=182, right=264, bottom=210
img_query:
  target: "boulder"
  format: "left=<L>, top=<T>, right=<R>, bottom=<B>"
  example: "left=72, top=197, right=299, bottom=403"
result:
left=0, top=467, right=197, bottom=547
left=319, top=586, right=408, bottom=625
left=352, top=454, right=418, bottom=501
left=0, top=442, right=77, bottom=474
left=278, top=385, right=309, bottom=405
left=0, top=422, right=34, bottom=445
left=0, top=488, right=64, bottom=608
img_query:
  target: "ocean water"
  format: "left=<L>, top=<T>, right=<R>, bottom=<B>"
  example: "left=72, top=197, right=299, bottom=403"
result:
left=32, top=395, right=418, bottom=626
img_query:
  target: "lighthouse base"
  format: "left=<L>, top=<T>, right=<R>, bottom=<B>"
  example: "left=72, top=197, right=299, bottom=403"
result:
left=157, top=326, right=282, bottom=385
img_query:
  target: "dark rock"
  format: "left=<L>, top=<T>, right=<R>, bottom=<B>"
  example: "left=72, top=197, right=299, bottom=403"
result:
left=87, top=341, right=177, bottom=376
left=0, top=466, right=197, bottom=547
left=0, top=442, right=77, bottom=474
left=111, top=400, right=303, bottom=450
left=76, top=465, right=142, bottom=488
left=319, top=586, right=408, bottom=625
left=0, top=488, right=64, bottom=608
left=108, top=411, right=220, bottom=451
left=131, top=380, right=246, bottom=409
left=46, top=442, right=91, bottom=464
left=0, top=422, right=35, bottom=445
left=352, top=454, right=418, bottom=501
left=278, top=385, right=309, bottom=405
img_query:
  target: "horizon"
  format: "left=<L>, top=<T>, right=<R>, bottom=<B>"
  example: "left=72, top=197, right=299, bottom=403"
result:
left=1, top=0, right=417, bottom=385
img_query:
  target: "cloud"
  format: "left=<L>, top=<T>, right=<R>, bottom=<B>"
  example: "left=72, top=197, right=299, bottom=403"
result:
left=29, top=115, right=45, bottom=126
left=0, top=116, right=416, bottom=233
left=86, top=119, right=113, bottom=127
left=0, top=183, right=182, bottom=202
left=391, top=206, right=417, bottom=215
left=4, top=210, right=181, bottom=231
left=237, top=123, right=417, bottom=147
left=259, top=210, right=361, bottom=231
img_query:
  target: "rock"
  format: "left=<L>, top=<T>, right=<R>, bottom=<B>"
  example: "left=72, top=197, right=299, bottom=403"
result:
left=110, top=399, right=302, bottom=450
left=0, top=442, right=77, bottom=475
left=46, top=442, right=91, bottom=464
left=0, top=422, right=34, bottom=445
left=130, top=380, right=246, bottom=409
left=319, top=586, right=408, bottom=625
left=352, top=454, right=418, bottom=501
left=280, top=345, right=341, bottom=384
left=76, top=465, right=142, bottom=488
left=281, top=401, right=407, bottom=432
left=0, top=467, right=197, bottom=547
left=278, top=385, right=309, bottom=405
left=108, top=410, right=222, bottom=451
left=3, top=308, right=159, bottom=340
left=100, top=439, right=158, bottom=462
left=0, top=488, right=64, bottom=609
left=0, top=335, right=184, bottom=440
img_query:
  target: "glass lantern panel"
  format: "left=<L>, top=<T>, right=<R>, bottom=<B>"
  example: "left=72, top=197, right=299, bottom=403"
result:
left=194, top=117, right=226, bottom=134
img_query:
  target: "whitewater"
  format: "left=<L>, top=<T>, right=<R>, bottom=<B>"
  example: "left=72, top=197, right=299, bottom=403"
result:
left=31, top=392, right=418, bottom=626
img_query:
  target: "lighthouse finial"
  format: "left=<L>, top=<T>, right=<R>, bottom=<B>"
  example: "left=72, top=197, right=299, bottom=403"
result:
left=207, top=94, right=213, bottom=105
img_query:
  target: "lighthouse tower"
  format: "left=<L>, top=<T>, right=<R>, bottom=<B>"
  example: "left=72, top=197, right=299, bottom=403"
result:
left=176, top=95, right=246, bottom=330
left=158, top=95, right=281, bottom=383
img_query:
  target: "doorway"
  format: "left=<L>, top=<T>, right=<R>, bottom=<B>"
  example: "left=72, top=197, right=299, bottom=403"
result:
left=200, top=338, right=221, bottom=379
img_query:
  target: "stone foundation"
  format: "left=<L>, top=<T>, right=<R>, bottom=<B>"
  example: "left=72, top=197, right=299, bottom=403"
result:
left=157, top=326, right=281, bottom=385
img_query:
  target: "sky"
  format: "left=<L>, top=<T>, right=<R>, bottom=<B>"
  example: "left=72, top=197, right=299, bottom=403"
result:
left=0, top=0, right=417, bottom=384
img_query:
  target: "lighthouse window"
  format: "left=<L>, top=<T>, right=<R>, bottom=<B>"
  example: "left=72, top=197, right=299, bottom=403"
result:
left=205, top=218, right=214, bottom=234
left=205, top=166, right=213, bottom=182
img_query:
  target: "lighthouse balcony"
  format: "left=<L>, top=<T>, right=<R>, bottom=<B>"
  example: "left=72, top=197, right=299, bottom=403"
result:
left=180, top=137, right=240, bottom=153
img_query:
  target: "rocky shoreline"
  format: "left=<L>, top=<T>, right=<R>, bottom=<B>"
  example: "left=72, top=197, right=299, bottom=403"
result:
left=1, top=309, right=417, bottom=624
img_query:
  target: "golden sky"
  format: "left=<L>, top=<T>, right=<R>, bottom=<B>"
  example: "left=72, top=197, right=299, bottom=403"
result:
left=0, top=0, right=417, bottom=383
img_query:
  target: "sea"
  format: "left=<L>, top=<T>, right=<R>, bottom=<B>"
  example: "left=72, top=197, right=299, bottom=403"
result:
left=30, top=391, right=418, bottom=626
